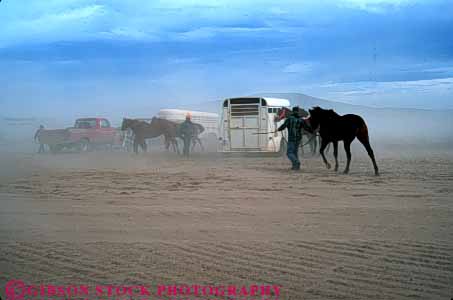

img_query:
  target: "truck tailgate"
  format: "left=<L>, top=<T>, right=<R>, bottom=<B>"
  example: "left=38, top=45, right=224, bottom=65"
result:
left=38, top=129, right=70, bottom=145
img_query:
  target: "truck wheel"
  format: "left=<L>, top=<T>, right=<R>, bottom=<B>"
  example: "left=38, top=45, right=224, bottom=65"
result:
left=79, top=139, right=91, bottom=152
left=50, top=144, right=63, bottom=154
left=49, top=145, right=57, bottom=154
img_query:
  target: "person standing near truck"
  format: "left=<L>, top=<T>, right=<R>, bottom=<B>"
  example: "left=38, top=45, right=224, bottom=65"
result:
left=34, top=125, right=46, bottom=153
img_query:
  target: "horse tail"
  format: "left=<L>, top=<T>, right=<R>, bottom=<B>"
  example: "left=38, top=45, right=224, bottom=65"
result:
left=356, top=116, right=379, bottom=175
left=196, top=123, right=205, bottom=134
left=357, top=119, right=370, bottom=142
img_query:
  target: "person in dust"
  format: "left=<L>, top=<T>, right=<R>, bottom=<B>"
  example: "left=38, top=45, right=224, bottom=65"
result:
left=178, top=113, right=196, bottom=157
left=278, top=106, right=304, bottom=170
left=34, top=124, right=46, bottom=153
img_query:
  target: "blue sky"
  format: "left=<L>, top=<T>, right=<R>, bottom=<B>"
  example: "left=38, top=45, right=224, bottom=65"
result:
left=1, top=0, right=452, bottom=118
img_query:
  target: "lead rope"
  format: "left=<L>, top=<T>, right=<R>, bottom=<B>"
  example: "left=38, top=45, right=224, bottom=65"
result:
left=300, top=133, right=319, bottom=147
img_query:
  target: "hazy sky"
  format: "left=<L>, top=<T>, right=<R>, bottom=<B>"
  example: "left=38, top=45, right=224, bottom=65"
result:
left=1, top=0, right=452, bottom=118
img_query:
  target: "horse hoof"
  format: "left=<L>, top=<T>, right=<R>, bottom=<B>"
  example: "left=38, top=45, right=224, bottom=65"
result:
left=343, top=170, right=349, bottom=174
left=326, top=163, right=331, bottom=169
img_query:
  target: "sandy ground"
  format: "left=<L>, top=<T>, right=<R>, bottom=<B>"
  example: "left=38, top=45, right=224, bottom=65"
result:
left=0, top=145, right=452, bottom=299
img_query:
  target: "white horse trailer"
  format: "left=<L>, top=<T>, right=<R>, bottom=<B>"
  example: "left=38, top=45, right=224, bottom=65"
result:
left=219, top=97, right=290, bottom=153
left=157, top=109, right=219, bottom=139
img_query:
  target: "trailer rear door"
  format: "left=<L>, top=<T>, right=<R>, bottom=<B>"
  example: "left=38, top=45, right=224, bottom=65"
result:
left=228, top=98, right=260, bottom=150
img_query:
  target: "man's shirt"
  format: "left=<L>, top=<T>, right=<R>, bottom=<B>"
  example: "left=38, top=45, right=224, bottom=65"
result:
left=179, top=120, right=195, bottom=138
left=278, top=115, right=303, bottom=142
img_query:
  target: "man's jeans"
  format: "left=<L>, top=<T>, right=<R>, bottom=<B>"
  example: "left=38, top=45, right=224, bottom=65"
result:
left=287, top=140, right=301, bottom=169
left=183, top=136, right=191, bottom=156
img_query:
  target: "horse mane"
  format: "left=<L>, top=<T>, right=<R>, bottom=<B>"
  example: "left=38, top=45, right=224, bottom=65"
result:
left=151, top=117, right=178, bottom=126
left=122, top=118, right=153, bottom=132
left=311, top=106, right=340, bottom=118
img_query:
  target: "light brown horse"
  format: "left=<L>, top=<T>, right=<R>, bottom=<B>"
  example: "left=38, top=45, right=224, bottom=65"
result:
left=121, top=118, right=161, bottom=153
left=149, top=117, right=180, bottom=153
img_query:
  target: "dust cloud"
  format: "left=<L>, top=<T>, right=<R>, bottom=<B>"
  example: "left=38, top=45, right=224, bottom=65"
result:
left=1, top=100, right=452, bottom=300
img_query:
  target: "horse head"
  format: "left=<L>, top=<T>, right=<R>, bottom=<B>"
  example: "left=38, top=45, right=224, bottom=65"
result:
left=308, top=106, right=324, bottom=130
left=121, top=118, right=133, bottom=131
left=276, top=107, right=291, bottom=122
left=308, top=106, right=339, bottom=130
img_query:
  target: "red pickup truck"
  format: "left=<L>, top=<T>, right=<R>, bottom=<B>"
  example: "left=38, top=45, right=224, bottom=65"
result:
left=38, top=118, right=121, bottom=153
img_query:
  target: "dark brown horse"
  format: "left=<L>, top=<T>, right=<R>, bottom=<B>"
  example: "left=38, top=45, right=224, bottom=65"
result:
left=121, top=118, right=160, bottom=153
left=307, top=106, right=379, bottom=175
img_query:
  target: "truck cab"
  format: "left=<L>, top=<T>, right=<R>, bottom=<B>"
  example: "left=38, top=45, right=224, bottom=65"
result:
left=70, top=118, right=117, bottom=145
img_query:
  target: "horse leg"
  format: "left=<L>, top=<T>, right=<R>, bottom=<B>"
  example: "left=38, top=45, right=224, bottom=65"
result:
left=165, top=136, right=173, bottom=153
left=192, top=138, right=200, bottom=151
left=165, top=134, right=174, bottom=152
left=325, top=141, right=330, bottom=154
left=165, top=137, right=170, bottom=152
left=313, top=135, right=318, bottom=155
left=319, top=139, right=331, bottom=169
left=317, top=136, right=321, bottom=156
left=173, top=139, right=180, bottom=154
left=309, top=135, right=314, bottom=155
left=310, top=135, right=316, bottom=155
left=133, top=140, right=139, bottom=154
left=343, top=140, right=352, bottom=174
left=333, top=141, right=339, bottom=172
left=357, top=133, right=379, bottom=176
left=141, top=141, right=147, bottom=153
left=300, top=135, right=304, bottom=156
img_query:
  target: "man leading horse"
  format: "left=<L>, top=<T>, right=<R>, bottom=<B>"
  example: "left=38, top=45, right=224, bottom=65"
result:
left=277, top=106, right=307, bottom=170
